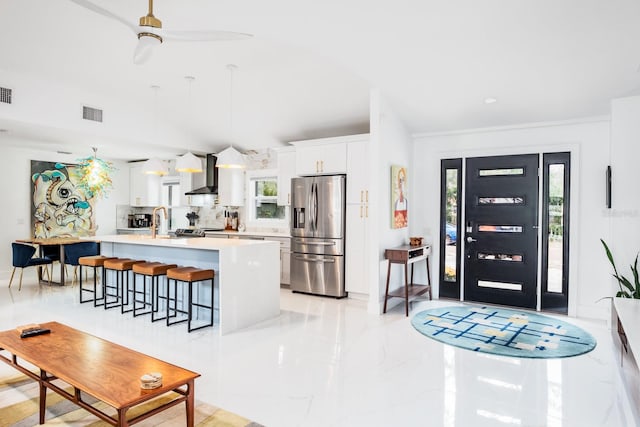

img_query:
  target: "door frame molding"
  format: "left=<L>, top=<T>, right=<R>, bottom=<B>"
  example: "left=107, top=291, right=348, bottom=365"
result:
left=435, top=143, right=580, bottom=316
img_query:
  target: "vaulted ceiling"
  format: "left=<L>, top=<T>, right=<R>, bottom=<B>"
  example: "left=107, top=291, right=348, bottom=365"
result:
left=1, top=0, right=639, bottom=160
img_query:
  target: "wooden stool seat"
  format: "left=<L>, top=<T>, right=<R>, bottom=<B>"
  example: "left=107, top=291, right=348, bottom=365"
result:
left=133, top=262, right=177, bottom=276
left=167, top=267, right=214, bottom=283
left=104, top=258, right=143, bottom=271
left=79, top=255, right=116, bottom=268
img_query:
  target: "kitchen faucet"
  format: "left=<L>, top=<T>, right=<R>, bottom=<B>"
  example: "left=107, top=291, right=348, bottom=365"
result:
left=151, top=206, right=168, bottom=238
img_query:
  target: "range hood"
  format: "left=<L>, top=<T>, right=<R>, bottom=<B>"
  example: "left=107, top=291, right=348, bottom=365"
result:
left=185, top=154, right=218, bottom=195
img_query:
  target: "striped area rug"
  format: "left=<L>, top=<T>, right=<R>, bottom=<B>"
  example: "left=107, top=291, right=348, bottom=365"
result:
left=0, top=374, right=262, bottom=427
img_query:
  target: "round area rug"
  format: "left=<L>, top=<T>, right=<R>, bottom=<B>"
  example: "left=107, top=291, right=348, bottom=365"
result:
left=411, top=305, right=596, bottom=358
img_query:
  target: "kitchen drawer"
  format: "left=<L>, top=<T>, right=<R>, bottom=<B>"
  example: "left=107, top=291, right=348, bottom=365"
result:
left=205, top=233, right=229, bottom=239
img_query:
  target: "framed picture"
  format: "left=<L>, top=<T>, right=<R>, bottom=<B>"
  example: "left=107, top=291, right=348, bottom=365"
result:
left=391, top=165, right=408, bottom=229
left=31, top=160, right=96, bottom=238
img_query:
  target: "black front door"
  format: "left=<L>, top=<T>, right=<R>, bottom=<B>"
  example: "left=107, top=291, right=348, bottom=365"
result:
left=464, top=154, right=539, bottom=309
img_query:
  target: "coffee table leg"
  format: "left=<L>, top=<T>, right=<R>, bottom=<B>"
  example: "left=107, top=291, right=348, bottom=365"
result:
left=186, top=379, right=195, bottom=427
left=39, top=370, right=47, bottom=424
left=117, top=408, right=128, bottom=426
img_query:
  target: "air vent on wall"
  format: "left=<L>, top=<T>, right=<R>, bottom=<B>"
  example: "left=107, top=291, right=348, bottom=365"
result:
left=82, top=106, right=103, bottom=122
left=0, top=87, right=12, bottom=104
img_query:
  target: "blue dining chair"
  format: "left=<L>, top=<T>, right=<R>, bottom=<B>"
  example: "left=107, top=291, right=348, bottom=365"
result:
left=9, top=243, right=53, bottom=290
left=64, top=242, right=100, bottom=285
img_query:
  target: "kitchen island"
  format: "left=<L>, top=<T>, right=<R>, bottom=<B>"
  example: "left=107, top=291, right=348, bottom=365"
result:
left=96, top=235, right=280, bottom=335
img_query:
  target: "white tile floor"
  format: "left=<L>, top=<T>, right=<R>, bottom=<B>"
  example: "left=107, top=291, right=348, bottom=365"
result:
left=0, top=276, right=636, bottom=427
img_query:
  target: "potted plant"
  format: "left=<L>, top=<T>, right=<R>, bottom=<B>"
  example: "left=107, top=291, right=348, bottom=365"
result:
left=601, top=239, right=640, bottom=298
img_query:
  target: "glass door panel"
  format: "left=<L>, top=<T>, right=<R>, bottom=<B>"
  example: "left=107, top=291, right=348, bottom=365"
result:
left=440, top=159, right=462, bottom=298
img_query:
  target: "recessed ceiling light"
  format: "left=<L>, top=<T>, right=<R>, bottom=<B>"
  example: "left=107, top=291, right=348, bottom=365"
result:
left=484, top=97, right=498, bottom=104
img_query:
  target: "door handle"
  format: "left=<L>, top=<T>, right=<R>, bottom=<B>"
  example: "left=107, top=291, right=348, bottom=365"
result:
left=294, top=255, right=335, bottom=263
left=295, top=240, right=335, bottom=246
left=466, top=236, right=477, bottom=243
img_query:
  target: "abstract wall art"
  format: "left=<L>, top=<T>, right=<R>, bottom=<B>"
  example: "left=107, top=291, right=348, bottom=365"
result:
left=31, top=160, right=95, bottom=238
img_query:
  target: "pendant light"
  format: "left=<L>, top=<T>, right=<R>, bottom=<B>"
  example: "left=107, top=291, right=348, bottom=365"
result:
left=216, top=64, right=245, bottom=169
left=74, top=147, right=115, bottom=199
left=176, top=76, right=204, bottom=173
left=142, top=85, right=168, bottom=176
left=142, top=157, right=167, bottom=175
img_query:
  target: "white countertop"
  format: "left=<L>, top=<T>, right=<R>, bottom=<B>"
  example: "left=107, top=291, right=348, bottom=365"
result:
left=204, top=230, right=290, bottom=238
left=96, top=234, right=277, bottom=250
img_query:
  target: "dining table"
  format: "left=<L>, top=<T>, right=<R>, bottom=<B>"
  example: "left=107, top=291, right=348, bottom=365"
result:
left=15, top=237, right=99, bottom=286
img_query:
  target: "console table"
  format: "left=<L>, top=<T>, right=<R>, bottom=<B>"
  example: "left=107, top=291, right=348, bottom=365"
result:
left=383, top=244, right=432, bottom=316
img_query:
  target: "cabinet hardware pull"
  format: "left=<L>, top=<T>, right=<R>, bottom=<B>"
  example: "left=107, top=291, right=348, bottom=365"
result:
left=365, top=190, right=368, bottom=203
left=288, top=193, right=290, bottom=204
left=321, top=160, right=324, bottom=172
left=360, top=190, right=363, bottom=203
left=360, top=205, right=363, bottom=218
left=366, top=205, right=368, bottom=218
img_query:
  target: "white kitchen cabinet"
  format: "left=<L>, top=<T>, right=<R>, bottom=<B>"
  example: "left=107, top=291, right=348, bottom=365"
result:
left=179, top=157, right=205, bottom=206
left=268, top=236, right=291, bottom=285
left=346, top=140, right=369, bottom=205
left=217, top=168, right=245, bottom=206
left=294, top=142, right=347, bottom=175
left=129, top=163, right=161, bottom=207
left=345, top=137, right=370, bottom=295
left=277, top=149, right=296, bottom=206
left=346, top=204, right=368, bottom=295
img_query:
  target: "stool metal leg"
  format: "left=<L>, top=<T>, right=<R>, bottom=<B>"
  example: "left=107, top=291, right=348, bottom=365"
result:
left=188, top=278, right=215, bottom=333
left=152, top=276, right=168, bottom=322
left=104, top=269, right=123, bottom=310
left=94, top=267, right=106, bottom=308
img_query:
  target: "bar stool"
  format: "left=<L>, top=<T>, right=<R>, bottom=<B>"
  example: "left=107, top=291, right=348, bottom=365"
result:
left=166, top=267, right=215, bottom=332
left=78, top=255, right=116, bottom=306
left=103, top=258, right=144, bottom=312
left=131, top=262, right=177, bottom=318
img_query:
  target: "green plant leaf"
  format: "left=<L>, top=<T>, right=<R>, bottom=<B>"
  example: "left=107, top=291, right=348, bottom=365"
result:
left=632, top=255, right=640, bottom=298
left=601, top=239, right=620, bottom=277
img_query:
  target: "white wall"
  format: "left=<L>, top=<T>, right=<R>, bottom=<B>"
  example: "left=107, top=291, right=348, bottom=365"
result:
left=369, top=89, right=414, bottom=313
left=0, top=142, right=128, bottom=277
left=413, top=118, right=612, bottom=319
left=0, top=69, right=205, bottom=155
left=610, top=96, right=640, bottom=277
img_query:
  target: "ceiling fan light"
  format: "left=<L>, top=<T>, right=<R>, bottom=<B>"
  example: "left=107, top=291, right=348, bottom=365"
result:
left=175, top=152, right=203, bottom=173
left=142, top=157, right=167, bottom=175
left=134, top=34, right=162, bottom=64
left=216, top=146, right=246, bottom=169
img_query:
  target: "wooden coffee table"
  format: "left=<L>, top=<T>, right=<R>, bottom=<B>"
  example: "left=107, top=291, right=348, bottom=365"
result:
left=0, top=322, right=200, bottom=426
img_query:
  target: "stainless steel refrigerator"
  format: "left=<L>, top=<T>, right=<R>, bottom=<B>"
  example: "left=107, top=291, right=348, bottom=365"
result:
left=290, top=175, right=347, bottom=297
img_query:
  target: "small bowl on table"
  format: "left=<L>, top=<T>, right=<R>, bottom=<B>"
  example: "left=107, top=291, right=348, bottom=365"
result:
left=409, top=237, right=423, bottom=246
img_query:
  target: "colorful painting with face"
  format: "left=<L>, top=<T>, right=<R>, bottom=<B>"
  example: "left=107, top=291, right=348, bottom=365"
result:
left=31, top=161, right=95, bottom=238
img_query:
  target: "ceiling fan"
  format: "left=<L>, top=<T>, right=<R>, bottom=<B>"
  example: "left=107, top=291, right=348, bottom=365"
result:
left=69, top=0, right=252, bottom=64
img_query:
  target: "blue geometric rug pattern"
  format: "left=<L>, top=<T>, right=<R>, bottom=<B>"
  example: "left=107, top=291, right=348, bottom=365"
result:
left=411, top=306, right=597, bottom=358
